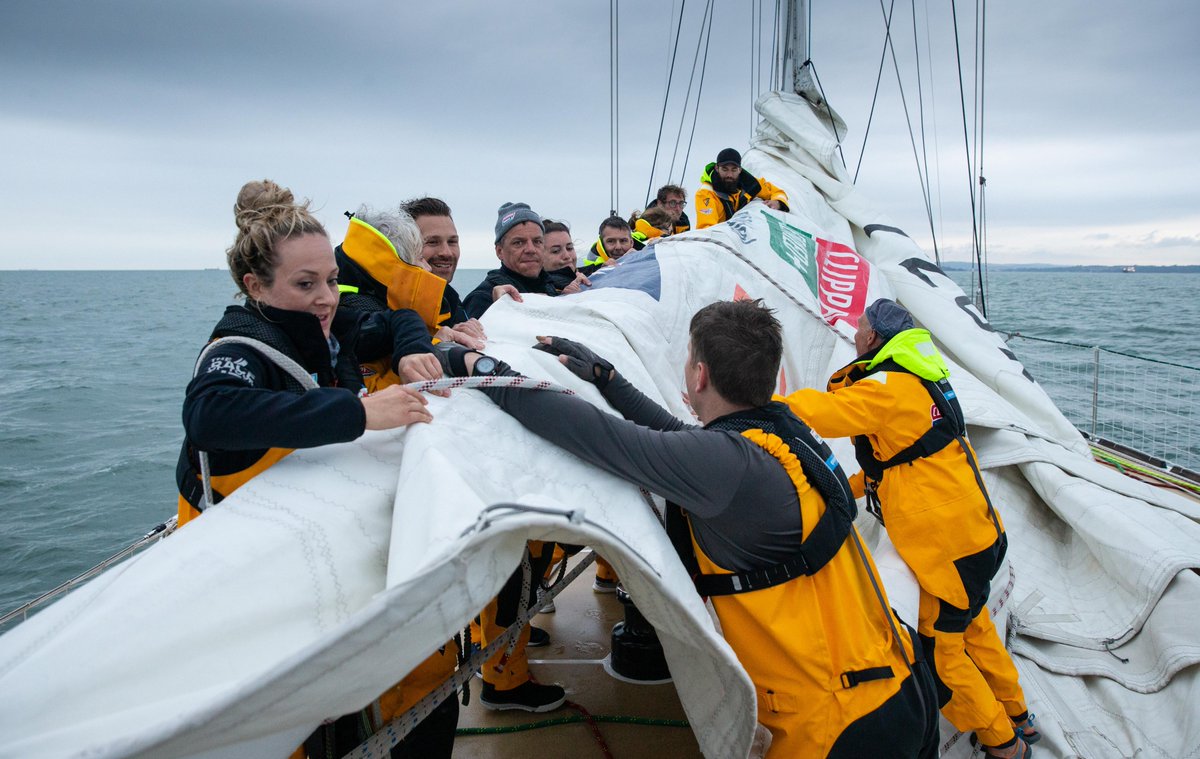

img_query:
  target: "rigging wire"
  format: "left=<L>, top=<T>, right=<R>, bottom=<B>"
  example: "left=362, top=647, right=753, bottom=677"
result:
left=667, top=0, right=714, bottom=183
left=950, top=0, right=986, bottom=316
left=858, top=0, right=936, bottom=236
left=609, top=0, right=616, bottom=215
left=911, top=0, right=941, bottom=264
left=644, top=1, right=687, bottom=206
left=680, top=0, right=716, bottom=185
left=853, top=1, right=892, bottom=183
left=757, top=0, right=765, bottom=99
left=977, top=0, right=989, bottom=301
left=750, top=0, right=757, bottom=139
left=923, top=0, right=946, bottom=261
left=879, top=0, right=938, bottom=243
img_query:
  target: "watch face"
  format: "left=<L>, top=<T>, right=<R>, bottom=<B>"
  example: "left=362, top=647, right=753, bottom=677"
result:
left=474, top=356, right=498, bottom=375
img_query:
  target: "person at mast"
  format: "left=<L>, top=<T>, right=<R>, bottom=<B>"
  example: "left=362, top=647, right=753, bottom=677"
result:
left=645, top=183, right=692, bottom=234
left=437, top=299, right=941, bottom=758
left=779, top=298, right=1039, bottom=759
left=580, top=215, right=635, bottom=275
left=694, top=148, right=789, bottom=230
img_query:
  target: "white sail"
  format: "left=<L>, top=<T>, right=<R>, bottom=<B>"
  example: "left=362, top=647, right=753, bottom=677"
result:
left=1, top=92, right=1198, bottom=759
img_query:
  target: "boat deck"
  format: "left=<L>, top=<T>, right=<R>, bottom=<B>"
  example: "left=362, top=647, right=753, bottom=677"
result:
left=453, top=553, right=702, bottom=758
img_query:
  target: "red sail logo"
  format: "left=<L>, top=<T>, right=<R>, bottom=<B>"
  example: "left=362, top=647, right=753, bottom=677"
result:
left=763, top=212, right=871, bottom=329
left=816, top=239, right=870, bottom=329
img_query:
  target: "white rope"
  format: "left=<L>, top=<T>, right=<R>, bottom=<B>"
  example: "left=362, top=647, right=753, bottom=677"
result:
left=402, top=374, right=577, bottom=396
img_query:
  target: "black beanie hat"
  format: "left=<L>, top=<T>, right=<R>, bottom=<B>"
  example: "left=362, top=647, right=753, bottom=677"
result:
left=716, top=148, right=742, bottom=166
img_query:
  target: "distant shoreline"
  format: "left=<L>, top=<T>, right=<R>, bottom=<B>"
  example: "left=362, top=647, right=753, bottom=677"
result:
left=4, top=264, right=1198, bottom=274
left=941, top=262, right=1200, bottom=274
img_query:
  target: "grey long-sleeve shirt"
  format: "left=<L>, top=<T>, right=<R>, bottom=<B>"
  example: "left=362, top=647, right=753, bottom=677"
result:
left=480, top=375, right=806, bottom=573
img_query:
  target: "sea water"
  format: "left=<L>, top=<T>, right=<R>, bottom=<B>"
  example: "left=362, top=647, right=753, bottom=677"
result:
left=1, top=269, right=1197, bottom=616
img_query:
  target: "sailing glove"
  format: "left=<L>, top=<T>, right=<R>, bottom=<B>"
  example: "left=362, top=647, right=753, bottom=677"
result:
left=534, top=336, right=615, bottom=390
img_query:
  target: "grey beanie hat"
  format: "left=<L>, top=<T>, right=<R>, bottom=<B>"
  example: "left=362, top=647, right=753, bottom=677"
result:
left=864, top=298, right=915, bottom=340
left=494, top=201, right=544, bottom=244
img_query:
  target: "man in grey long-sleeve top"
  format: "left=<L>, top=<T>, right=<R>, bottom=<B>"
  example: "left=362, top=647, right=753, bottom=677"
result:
left=438, top=299, right=939, bottom=758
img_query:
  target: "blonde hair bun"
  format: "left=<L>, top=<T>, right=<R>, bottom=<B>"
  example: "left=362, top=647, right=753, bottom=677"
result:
left=226, top=179, right=326, bottom=297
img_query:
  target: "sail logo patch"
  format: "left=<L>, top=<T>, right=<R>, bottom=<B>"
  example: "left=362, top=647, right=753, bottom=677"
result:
left=930, top=403, right=942, bottom=422
left=206, top=356, right=256, bottom=386
left=762, top=212, right=871, bottom=328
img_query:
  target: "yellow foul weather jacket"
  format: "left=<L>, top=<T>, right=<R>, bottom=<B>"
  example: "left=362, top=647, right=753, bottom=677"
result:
left=779, top=329, right=1004, bottom=609
left=694, top=162, right=790, bottom=229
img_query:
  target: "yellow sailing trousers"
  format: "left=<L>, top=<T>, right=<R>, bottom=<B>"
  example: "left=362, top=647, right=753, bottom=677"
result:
left=918, top=590, right=1026, bottom=747
left=594, top=554, right=618, bottom=583
left=473, top=540, right=553, bottom=691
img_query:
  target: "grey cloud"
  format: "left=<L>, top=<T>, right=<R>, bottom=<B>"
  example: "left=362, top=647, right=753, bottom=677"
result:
left=1141, top=232, right=1200, bottom=249
left=1, top=1, right=1196, bottom=270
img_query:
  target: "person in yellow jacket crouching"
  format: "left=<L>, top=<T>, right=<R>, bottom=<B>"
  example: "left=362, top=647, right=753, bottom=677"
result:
left=780, top=298, right=1039, bottom=759
left=694, top=147, right=789, bottom=229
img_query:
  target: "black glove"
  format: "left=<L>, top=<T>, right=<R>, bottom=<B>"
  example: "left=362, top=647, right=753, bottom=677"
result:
left=534, top=336, right=615, bottom=390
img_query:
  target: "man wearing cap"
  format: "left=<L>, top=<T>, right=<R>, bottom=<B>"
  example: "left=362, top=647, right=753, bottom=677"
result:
left=694, top=148, right=790, bottom=230
left=462, top=202, right=559, bottom=319
left=779, top=298, right=1037, bottom=759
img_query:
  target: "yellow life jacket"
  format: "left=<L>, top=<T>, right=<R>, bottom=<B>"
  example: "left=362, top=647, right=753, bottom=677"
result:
left=673, top=405, right=915, bottom=755
left=177, top=448, right=293, bottom=527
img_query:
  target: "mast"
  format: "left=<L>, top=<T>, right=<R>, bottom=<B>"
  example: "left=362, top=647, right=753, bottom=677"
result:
left=781, top=0, right=823, bottom=105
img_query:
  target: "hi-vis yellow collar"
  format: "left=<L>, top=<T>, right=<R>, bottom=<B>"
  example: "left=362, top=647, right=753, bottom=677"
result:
left=343, top=217, right=402, bottom=287
left=342, top=217, right=446, bottom=334
left=633, top=217, right=665, bottom=242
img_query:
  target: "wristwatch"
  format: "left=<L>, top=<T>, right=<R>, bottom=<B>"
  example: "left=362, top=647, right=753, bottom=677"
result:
left=472, top=355, right=500, bottom=376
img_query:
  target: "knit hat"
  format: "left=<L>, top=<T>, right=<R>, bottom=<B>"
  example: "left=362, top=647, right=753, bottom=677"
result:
left=716, top=148, right=742, bottom=166
left=494, top=202, right=544, bottom=244
left=864, top=298, right=915, bottom=339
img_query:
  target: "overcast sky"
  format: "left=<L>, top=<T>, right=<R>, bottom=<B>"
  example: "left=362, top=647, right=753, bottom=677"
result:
left=1, top=0, right=1196, bottom=271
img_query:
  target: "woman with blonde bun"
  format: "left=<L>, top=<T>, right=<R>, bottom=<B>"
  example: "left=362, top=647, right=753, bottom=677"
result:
left=175, top=180, right=452, bottom=759
left=175, top=179, right=433, bottom=525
